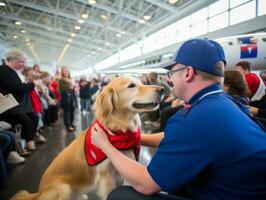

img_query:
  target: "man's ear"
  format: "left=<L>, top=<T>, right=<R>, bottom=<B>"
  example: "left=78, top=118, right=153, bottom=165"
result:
left=94, top=87, right=118, bottom=117
left=185, top=67, right=195, bottom=82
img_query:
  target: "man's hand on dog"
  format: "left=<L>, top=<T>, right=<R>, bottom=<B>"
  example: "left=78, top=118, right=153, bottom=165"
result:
left=91, top=124, right=110, bottom=151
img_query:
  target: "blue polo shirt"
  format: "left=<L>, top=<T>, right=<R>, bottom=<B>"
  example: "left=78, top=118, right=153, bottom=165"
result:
left=147, top=83, right=266, bottom=199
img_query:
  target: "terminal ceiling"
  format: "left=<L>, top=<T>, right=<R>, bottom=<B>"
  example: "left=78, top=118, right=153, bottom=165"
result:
left=0, top=0, right=216, bottom=70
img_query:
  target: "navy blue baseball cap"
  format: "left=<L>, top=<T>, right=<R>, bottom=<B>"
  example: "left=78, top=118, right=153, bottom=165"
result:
left=163, top=38, right=226, bottom=76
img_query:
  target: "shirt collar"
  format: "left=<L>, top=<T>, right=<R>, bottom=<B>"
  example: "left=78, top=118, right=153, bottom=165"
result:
left=188, top=83, right=222, bottom=105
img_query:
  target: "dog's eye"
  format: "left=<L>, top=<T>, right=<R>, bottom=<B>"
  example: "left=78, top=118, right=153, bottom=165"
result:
left=127, top=83, right=136, bottom=88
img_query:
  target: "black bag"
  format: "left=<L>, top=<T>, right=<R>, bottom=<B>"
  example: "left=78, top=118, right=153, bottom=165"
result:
left=60, top=90, right=77, bottom=109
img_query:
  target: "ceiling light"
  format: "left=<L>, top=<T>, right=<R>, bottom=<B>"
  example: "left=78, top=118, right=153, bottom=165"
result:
left=65, top=44, right=69, bottom=48
left=168, top=0, right=179, bottom=4
left=2, top=11, right=6, bottom=15
left=26, top=43, right=30, bottom=46
left=116, top=33, right=122, bottom=37
left=13, top=35, right=18, bottom=39
left=47, top=27, right=52, bottom=31
left=15, top=21, right=22, bottom=26
left=68, top=38, right=73, bottom=42
left=138, top=19, right=145, bottom=24
left=0, top=2, right=6, bottom=6
left=120, top=31, right=126, bottom=35
left=143, top=15, right=151, bottom=20
left=88, top=0, right=96, bottom=5
left=25, top=38, right=29, bottom=42
left=105, top=42, right=110, bottom=46
left=91, top=51, right=96, bottom=55
left=97, top=47, right=102, bottom=50
left=78, top=19, right=85, bottom=23
left=100, top=15, right=107, bottom=20
left=81, top=13, right=89, bottom=19
left=70, top=33, right=76, bottom=37
left=74, top=25, right=81, bottom=30
left=21, top=30, right=26, bottom=33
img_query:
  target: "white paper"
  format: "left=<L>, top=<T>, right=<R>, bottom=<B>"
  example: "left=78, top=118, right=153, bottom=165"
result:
left=0, top=94, right=19, bottom=114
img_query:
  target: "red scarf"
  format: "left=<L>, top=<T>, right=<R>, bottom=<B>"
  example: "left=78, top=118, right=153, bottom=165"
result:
left=85, top=119, right=141, bottom=166
left=29, top=89, right=42, bottom=113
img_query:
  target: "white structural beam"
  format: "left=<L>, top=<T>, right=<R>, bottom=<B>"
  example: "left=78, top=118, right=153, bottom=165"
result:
left=5, top=38, right=90, bottom=56
left=144, top=0, right=177, bottom=12
left=0, top=13, right=115, bottom=46
left=94, top=0, right=217, bottom=64
left=74, top=0, right=144, bottom=23
left=0, top=26, right=109, bottom=54
left=8, top=0, right=127, bottom=34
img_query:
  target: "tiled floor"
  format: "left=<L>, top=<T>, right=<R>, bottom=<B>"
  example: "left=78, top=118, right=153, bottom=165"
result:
left=0, top=111, right=156, bottom=200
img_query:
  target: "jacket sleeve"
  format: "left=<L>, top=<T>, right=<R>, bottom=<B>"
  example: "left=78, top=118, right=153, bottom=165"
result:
left=0, top=69, right=34, bottom=94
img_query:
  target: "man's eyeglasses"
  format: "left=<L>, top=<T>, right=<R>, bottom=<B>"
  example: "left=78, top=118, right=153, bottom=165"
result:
left=167, top=67, right=187, bottom=79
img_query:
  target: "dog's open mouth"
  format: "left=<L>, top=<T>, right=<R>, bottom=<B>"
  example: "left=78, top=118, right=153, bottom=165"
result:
left=133, top=102, right=159, bottom=109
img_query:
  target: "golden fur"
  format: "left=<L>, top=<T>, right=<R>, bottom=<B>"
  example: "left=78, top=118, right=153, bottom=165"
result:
left=11, top=76, right=164, bottom=200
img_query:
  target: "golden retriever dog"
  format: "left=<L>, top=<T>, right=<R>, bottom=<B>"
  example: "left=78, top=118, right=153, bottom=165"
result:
left=11, top=76, right=164, bottom=200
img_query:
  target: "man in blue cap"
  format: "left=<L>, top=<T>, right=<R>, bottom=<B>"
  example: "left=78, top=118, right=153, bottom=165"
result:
left=91, top=38, right=266, bottom=200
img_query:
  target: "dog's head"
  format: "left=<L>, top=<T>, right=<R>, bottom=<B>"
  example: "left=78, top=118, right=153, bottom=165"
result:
left=93, top=76, right=164, bottom=128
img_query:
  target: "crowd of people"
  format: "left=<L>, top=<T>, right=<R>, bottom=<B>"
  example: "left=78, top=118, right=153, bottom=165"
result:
left=1, top=37, right=266, bottom=199
left=0, top=50, right=113, bottom=189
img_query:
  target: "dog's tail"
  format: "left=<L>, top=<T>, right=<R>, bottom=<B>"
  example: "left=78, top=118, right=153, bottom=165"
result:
left=10, top=190, right=39, bottom=200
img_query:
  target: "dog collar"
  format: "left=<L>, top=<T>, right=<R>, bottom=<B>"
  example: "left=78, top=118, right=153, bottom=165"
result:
left=84, top=119, right=141, bottom=166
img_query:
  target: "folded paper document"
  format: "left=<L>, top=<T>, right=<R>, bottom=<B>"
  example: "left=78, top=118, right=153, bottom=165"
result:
left=0, top=93, right=19, bottom=114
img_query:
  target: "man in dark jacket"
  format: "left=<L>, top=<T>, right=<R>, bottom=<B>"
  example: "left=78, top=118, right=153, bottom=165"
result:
left=79, top=77, right=91, bottom=114
left=0, top=50, right=41, bottom=151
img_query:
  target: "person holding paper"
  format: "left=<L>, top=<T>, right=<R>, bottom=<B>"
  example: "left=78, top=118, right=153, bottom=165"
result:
left=0, top=50, right=41, bottom=151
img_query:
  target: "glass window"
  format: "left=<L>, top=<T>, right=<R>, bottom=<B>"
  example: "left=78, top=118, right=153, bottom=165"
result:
left=154, top=28, right=168, bottom=49
left=143, top=35, right=151, bottom=54
left=156, top=23, right=178, bottom=48
left=96, top=53, right=119, bottom=70
left=209, top=12, right=229, bottom=32
left=143, top=33, right=158, bottom=54
left=176, top=16, right=190, bottom=28
left=190, top=7, right=207, bottom=24
left=209, top=0, right=229, bottom=17
left=176, top=27, right=190, bottom=42
left=230, top=0, right=250, bottom=8
left=120, top=43, right=141, bottom=62
left=258, top=0, right=266, bottom=16
left=82, top=68, right=93, bottom=75
left=190, top=21, right=207, bottom=37
left=230, top=0, right=256, bottom=25
left=175, top=16, right=191, bottom=42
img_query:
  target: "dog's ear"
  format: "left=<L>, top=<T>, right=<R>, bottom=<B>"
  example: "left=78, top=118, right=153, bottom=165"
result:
left=94, top=87, right=118, bottom=117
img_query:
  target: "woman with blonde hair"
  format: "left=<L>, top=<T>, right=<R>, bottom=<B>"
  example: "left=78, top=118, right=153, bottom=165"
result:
left=59, top=67, right=77, bottom=132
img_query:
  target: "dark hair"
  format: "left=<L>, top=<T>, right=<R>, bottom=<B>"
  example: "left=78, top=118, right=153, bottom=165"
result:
left=149, top=72, right=158, bottom=79
left=236, top=61, right=251, bottom=72
left=33, top=64, right=40, bottom=70
left=224, top=70, right=251, bottom=97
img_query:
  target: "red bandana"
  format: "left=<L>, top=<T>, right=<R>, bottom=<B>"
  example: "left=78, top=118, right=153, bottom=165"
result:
left=85, top=119, right=141, bottom=166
